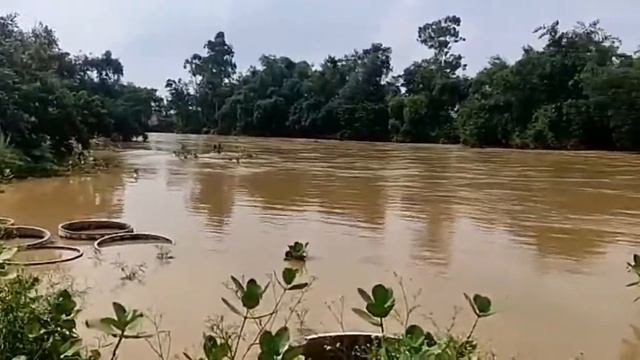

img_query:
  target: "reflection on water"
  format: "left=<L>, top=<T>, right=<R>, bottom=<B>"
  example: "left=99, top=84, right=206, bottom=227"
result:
left=1, top=133, right=640, bottom=359
left=0, top=170, right=125, bottom=230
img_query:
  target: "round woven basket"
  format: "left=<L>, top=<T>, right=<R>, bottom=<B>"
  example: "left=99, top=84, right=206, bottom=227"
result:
left=1, top=225, right=51, bottom=248
left=94, top=232, right=174, bottom=251
left=299, top=332, right=388, bottom=359
left=58, top=219, right=133, bottom=240
left=0, top=217, right=15, bottom=226
left=6, top=245, right=83, bottom=266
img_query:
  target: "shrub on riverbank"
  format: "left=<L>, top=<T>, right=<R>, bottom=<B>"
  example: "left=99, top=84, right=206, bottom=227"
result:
left=0, top=13, right=158, bottom=178
left=163, top=16, right=640, bottom=151
left=0, top=274, right=87, bottom=360
left=0, top=133, right=119, bottom=181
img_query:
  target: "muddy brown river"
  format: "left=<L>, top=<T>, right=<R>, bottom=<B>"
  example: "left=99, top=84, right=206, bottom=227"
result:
left=1, top=133, right=640, bottom=359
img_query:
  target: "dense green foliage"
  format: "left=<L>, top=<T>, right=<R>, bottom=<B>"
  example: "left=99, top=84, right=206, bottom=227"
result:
left=0, top=13, right=159, bottom=177
left=458, top=21, right=640, bottom=150
left=2, top=12, right=639, bottom=157
left=166, top=17, right=640, bottom=150
left=0, top=274, right=88, bottom=360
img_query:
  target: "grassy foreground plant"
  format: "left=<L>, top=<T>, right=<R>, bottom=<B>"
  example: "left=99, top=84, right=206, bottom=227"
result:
left=0, top=273, right=98, bottom=360
left=183, top=266, right=311, bottom=359
left=0, top=246, right=17, bottom=281
left=86, top=302, right=152, bottom=360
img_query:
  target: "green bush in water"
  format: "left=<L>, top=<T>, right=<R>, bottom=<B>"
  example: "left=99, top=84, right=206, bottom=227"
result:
left=284, top=241, right=308, bottom=261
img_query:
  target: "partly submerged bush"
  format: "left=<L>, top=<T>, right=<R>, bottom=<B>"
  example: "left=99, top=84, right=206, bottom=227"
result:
left=0, top=133, right=118, bottom=182
left=284, top=242, right=309, bottom=261
left=0, top=133, right=26, bottom=181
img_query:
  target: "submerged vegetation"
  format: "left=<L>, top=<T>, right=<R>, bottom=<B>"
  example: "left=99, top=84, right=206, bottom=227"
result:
left=0, top=226, right=17, bottom=241
left=0, top=270, right=86, bottom=360
left=284, top=242, right=309, bottom=262
left=0, top=241, right=495, bottom=359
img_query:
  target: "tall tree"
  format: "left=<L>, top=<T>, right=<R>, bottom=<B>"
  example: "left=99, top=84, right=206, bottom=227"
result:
left=391, top=15, right=469, bottom=143
left=184, top=31, right=237, bottom=131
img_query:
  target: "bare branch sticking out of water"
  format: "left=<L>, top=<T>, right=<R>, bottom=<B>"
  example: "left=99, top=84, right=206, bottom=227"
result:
left=324, top=296, right=346, bottom=332
left=155, top=245, right=175, bottom=263
left=144, top=312, right=173, bottom=360
left=391, top=272, right=423, bottom=329
left=111, top=258, right=147, bottom=283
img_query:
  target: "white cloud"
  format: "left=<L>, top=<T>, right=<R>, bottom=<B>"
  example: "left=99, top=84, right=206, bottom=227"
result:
left=3, top=0, right=639, bottom=90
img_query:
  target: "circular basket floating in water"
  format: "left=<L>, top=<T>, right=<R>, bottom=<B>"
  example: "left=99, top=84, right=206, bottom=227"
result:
left=0, top=217, right=15, bottom=226
left=58, top=219, right=133, bottom=240
left=6, top=245, right=83, bottom=266
left=94, top=232, right=175, bottom=251
left=300, top=332, right=386, bottom=359
left=0, top=226, right=51, bottom=248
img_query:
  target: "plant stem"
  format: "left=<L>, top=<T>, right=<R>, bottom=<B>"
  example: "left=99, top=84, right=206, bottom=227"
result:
left=379, top=318, right=385, bottom=335
left=242, top=289, right=287, bottom=360
left=283, top=280, right=314, bottom=326
left=233, top=310, right=249, bottom=359
left=110, top=331, right=125, bottom=360
left=466, top=316, right=480, bottom=341
left=266, top=289, right=288, bottom=330
left=398, top=277, right=411, bottom=328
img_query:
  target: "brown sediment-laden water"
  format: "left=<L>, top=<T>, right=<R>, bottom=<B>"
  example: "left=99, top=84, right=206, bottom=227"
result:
left=1, top=133, right=640, bottom=359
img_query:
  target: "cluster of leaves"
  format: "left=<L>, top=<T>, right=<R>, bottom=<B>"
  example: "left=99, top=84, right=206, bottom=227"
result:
left=81, top=245, right=314, bottom=360
left=173, top=144, right=200, bottom=160
left=0, top=13, right=160, bottom=178
left=202, top=266, right=310, bottom=360
left=0, top=246, right=17, bottom=280
left=111, top=260, right=147, bottom=282
left=458, top=20, right=640, bottom=150
left=352, top=283, right=494, bottom=359
left=85, top=302, right=151, bottom=360
left=0, top=133, right=24, bottom=183
left=0, top=269, right=163, bottom=360
left=627, top=254, right=640, bottom=302
left=165, top=33, right=394, bottom=141
left=164, top=16, right=640, bottom=151
left=0, top=274, right=96, bottom=360
left=284, top=242, right=308, bottom=261
left=63, top=140, right=115, bottom=174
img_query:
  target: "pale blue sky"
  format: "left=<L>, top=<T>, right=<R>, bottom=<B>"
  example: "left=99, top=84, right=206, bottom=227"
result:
left=5, top=0, right=639, bottom=90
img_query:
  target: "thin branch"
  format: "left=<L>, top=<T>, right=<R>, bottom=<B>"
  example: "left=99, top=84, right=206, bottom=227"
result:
left=232, top=310, right=249, bottom=359
left=283, top=279, right=314, bottom=326
left=465, top=316, right=480, bottom=341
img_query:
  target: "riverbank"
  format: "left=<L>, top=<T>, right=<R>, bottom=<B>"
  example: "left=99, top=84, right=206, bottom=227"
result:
left=0, top=136, right=144, bottom=188
left=152, top=130, right=640, bottom=153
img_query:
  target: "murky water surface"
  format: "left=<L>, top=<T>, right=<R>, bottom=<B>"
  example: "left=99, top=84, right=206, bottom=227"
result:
left=2, top=133, right=640, bottom=359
